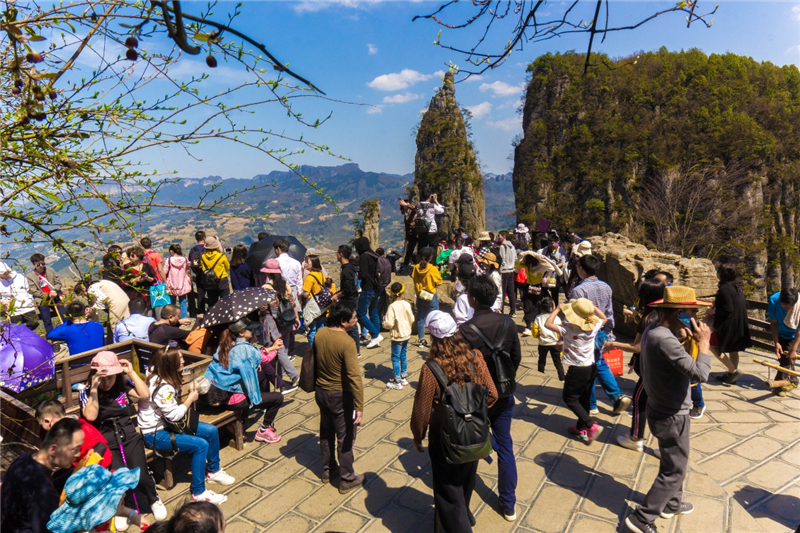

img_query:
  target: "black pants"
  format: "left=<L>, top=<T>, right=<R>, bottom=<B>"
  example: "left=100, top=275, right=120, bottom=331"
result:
left=563, top=364, right=597, bottom=431
left=429, top=433, right=478, bottom=533
left=204, top=278, right=231, bottom=309
left=538, top=345, right=565, bottom=381
left=11, top=311, right=39, bottom=331
left=228, top=369, right=284, bottom=428
left=521, top=287, right=540, bottom=328
left=103, top=428, right=160, bottom=511
left=631, top=377, right=648, bottom=439
left=634, top=414, right=691, bottom=524
left=542, top=282, right=560, bottom=305
left=316, top=388, right=358, bottom=481
left=420, top=232, right=438, bottom=252
left=402, top=233, right=419, bottom=265
left=500, top=272, right=517, bottom=313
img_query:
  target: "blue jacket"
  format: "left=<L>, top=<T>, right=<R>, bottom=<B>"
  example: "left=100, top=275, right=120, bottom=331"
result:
left=205, top=339, right=262, bottom=406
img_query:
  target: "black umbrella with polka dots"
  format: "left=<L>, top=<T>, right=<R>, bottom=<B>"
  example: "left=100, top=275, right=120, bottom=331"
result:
left=200, top=287, right=278, bottom=328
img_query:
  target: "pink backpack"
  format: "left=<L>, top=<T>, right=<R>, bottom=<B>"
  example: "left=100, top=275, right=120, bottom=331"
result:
left=165, top=256, right=193, bottom=296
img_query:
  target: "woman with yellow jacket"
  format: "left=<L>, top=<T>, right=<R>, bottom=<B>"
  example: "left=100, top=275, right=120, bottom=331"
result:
left=200, top=236, right=230, bottom=308
left=411, top=246, right=443, bottom=348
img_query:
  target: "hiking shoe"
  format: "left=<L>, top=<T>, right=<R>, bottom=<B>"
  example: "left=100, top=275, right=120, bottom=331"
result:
left=503, top=506, right=517, bottom=521
left=151, top=499, right=168, bottom=521
left=724, top=369, right=744, bottom=385
left=782, top=382, right=798, bottom=395
left=418, top=339, right=429, bottom=348
left=689, top=404, right=706, bottom=419
left=617, top=433, right=644, bottom=452
left=586, top=422, right=603, bottom=444
left=400, top=377, right=409, bottom=386
left=322, top=467, right=339, bottom=482
left=255, top=426, right=281, bottom=444
left=338, top=473, right=365, bottom=494
left=568, top=425, right=583, bottom=436
left=522, top=328, right=532, bottom=337
left=206, top=469, right=235, bottom=485
left=281, top=377, right=299, bottom=394
left=660, top=501, right=694, bottom=519
left=613, top=396, right=632, bottom=414
left=192, top=490, right=227, bottom=504
left=366, top=335, right=384, bottom=349
left=589, top=408, right=600, bottom=416
left=625, top=513, right=658, bottom=533
left=386, top=379, right=403, bottom=390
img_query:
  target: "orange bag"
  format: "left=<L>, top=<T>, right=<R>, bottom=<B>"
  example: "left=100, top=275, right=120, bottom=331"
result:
left=603, top=348, right=624, bottom=377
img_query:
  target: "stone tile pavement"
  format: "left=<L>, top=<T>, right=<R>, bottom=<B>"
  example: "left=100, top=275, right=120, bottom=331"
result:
left=146, top=324, right=800, bottom=533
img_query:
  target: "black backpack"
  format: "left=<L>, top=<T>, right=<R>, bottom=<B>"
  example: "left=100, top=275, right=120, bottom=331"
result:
left=200, top=254, right=223, bottom=291
left=464, top=317, right=517, bottom=398
left=275, top=296, right=296, bottom=329
left=188, top=245, right=205, bottom=275
left=364, top=251, right=393, bottom=288
left=426, top=360, right=493, bottom=465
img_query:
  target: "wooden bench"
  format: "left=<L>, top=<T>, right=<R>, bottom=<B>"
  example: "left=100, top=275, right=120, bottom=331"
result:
left=1, top=339, right=244, bottom=489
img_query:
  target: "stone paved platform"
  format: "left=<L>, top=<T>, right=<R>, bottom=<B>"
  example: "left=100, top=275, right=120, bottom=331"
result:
left=148, top=324, right=799, bottom=533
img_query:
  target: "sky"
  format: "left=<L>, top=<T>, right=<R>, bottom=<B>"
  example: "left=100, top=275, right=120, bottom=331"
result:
left=124, top=1, right=800, bottom=178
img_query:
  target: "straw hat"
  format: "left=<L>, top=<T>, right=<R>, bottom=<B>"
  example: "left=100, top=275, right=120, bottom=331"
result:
left=204, top=235, right=223, bottom=252
left=560, top=298, right=599, bottom=332
left=573, top=241, right=593, bottom=258
left=477, top=252, right=499, bottom=269
left=648, top=286, right=712, bottom=309
left=477, top=231, right=491, bottom=241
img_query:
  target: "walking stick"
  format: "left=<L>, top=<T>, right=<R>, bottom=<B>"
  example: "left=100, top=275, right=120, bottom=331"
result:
left=753, top=357, right=800, bottom=388
left=52, top=302, right=63, bottom=323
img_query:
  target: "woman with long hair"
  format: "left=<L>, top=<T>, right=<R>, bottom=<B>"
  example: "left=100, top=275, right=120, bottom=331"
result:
left=261, top=258, right=301, bottom=393
left=709, top=263, right=751, bottom=384
left=605, top=277, right=665, bottom=452
left=162, top=244, right=193, bottom=319
left=138, top=347, right=234, bottom=504
left=205, top=319, right=285, bottom=444
left=229, top=244, right=255, bottom=291
left=300, top=255, right=335, bottom=347
left=80, top=351, right=167, bottom=525
left=410, top=311, right=498, bottom=532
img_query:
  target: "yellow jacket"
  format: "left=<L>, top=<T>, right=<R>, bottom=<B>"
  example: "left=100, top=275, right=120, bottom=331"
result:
left=412, top=263, right=442, bottom=295
left=201, top=251, right=230, bottom=279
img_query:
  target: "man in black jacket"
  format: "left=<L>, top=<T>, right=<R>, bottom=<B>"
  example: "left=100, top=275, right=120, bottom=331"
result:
left=334, top=244, right=361, bottom=356
left=354, top=237, right=383, bottom=348
left=460, top=275, right=522, bottom=522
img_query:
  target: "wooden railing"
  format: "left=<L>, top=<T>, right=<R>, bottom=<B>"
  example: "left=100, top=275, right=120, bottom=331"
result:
left=746, top=299, right=774, bottom=353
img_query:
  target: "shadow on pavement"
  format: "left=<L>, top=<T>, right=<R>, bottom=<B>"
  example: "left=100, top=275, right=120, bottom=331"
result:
left=733, top=485, right=800, bottom=530
left=363, top=471, right=432, bottom=532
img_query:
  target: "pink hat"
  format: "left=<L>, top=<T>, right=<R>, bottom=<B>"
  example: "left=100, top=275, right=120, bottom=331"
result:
left=90, top=351, right=125, bottom=376
left=261, top=258, right=282, bottom=274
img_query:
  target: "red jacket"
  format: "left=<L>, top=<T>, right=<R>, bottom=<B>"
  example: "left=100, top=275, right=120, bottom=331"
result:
left=79, top=418, right=112, bottom=468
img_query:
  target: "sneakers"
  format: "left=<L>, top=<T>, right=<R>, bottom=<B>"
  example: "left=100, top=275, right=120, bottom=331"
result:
left=206, top=469, right=235, bottom=485
left=522, top=328, right=532, bottom=337
left=724, top=369, right=744, bottom=385
left=418, top=339, right=429, bottom=348
left=625, top=514, right=659, bottom=533
left=510, top=313, right=517, bottom=318
left=192, top=490, right=227, bottom=504
left=503, top=506, right=517, bottom=521
left=400, top=377, right=409, bottom=386
left=151, top=499, right=168, bottom=521
left=586, top=422, right=603, bottom=444
left=613, top=395, right=632, bottom=414
left=617, top=433, right=644, bottom=452
left=366, top=335, right=384, bottom=349
left=360, top=334, right=372, bottom=346
left=338, top=473, right=365, bottom=494
left=689, top=404, right=706, bottom=419
left=322, top=467, right=339, bottom=482
left=255, top=426, right=281, bottom=444
left=281, top=376, right=299, bottom=394
left=660, top=501, right=694, bottom=519
left=589, top=408, right=600, bottom=416
left=386, top=379, right=403, bottom=390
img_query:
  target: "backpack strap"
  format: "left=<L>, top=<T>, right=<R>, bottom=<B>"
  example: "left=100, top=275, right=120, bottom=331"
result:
left=202, top=253, right=222, bottom=272
left=465, top=316, right=509, bottom=354
left=425, top=360, right=450, bottom=390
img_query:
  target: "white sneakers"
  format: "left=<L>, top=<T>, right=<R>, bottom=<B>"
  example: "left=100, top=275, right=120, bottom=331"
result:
left=207, top=469, right=236, bottom=485
left=366, top=334, right=384, bottom=349
left=617, top=433, right=644, bottom=452
left=151, top=499, right=168, bottom=521
left=521, top=328, right=532, bottom=337
left=192, top=490, right=228, bottom=505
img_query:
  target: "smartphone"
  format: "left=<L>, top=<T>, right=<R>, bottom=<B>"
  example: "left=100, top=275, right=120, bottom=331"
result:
left=678, top=312, right=693, bottom=328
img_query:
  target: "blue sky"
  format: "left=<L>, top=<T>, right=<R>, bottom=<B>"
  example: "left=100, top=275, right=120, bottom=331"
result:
left=135, top=1, right=800, bottom=178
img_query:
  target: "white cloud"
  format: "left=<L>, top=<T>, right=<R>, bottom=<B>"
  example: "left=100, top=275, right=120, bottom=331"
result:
left=792, top=5, right=800, bottom=21
left=293, top=0, right=385, bottom=13
left=419, top=107, right=428, bottom=116
left=466, top=102, right=492, bottom=119
left=462, top=74, right=484, bottom=83
left=383, top=92, right=422, bottom=104
left=487, top=116, right=522, bottom=131
left=480, top=81, right=523, bottom=97
left=788, top=44, right=800, bottom=55
left=367, top=105, right=384, bottom=115
left=367, top=43, right=378, bottom=55
left=367, top=69, right=443, bottom=91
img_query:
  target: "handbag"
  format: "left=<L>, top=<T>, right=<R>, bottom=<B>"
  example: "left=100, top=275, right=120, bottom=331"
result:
left=299, top=346, right=315, bottom=393
left=153, top=383, right=199, bottom=435
left=150, top=282, right=171, bottom=308
left=303, top=295, right=323, bottom=325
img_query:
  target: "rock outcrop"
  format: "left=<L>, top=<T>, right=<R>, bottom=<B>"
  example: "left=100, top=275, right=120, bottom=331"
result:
left=361, top=199, right=380, bottom=249
left=413, top=71, right=485, bottom=237
left=588, top=233, right=718, bottom=336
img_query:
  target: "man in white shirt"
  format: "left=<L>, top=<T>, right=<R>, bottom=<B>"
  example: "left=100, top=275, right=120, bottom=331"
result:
left=114, top=298, right=156, bottom=343
left=417, top=193, right=445, bottom=250
left=274, top=239, right=303, bottom=297
left=0, top=261, right=39, bottom=330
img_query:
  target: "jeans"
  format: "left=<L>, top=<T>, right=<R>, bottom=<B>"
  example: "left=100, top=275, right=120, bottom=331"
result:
left=391, top=340, right=409, bottom=381
left=38, top=304, right=65, bottom=333
left=589, top=350, right=623, bottom=410
left=488, top=395, right=517, bottom=514
left=170, top=294, right=188, bottom=319
left=416, top=293, right=439, bottom=341
left=357, top=289, right=380, bottom=338
left=691, top=382, right=704, bottom=407
left=307, top=316, right=325, bottom=349
left=143, top=422, right=221, bottom=496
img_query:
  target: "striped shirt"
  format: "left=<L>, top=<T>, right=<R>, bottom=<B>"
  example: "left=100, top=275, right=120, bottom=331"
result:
left=570, top=276, right=614, bottom=333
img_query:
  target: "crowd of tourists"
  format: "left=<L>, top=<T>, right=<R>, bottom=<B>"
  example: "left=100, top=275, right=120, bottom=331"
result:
left=0, top=194, right=793, bottom=533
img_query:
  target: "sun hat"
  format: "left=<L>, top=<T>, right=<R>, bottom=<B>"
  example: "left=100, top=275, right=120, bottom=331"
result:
left=477, top=252, right=499, bottom=269
left=47, top=464, right=140, bottom=533
left=516, top=223, right=530, bottom=233
left=306, top=247, right=319, bottom=256
left=426, top=311, right=458, bottom=339
left=573, top=241, right=593, bottom=258
left=560, top=298, right=599, bottom=332
left=477, top=231, right=491, bottom=241
left=90, top=351, right=125, bottom=376
left=649, top=286, right=712, bottom=309
left=204, top=235, right=223, bottom=252
left=229, top=318, right=252, bottom=334
left=261, top=258, right=282, bottom=274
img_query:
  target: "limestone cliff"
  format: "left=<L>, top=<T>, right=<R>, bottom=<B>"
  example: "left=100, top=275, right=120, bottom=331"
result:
left=413, top=71, right=485, bottom=237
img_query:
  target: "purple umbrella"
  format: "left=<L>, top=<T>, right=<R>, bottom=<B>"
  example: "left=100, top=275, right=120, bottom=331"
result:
left=0, top=323, right=55, bottom=393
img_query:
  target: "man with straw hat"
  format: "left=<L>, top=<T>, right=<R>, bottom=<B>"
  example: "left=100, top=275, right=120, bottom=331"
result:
left=625, top=285, right=712, bottom=533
